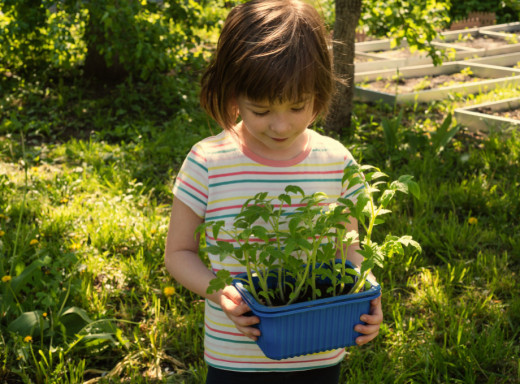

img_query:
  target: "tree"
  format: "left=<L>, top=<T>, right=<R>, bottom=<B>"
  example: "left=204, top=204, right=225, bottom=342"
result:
left=0, top=0, right=203, bottom=82
left=326, top=0, right=451, bottom=137
left=326, top=0, right=362, bottom=138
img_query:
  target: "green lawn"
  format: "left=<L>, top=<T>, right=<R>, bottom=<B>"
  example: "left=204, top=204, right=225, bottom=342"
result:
left=1, top=71, right=519, bottom=383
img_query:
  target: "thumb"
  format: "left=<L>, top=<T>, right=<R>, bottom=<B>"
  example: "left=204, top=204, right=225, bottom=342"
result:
left=223, top=285, right=245, bottom=305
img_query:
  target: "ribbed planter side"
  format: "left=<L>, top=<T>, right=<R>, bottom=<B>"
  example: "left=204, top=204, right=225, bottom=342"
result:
left=232, top=261, right=381, bottom=360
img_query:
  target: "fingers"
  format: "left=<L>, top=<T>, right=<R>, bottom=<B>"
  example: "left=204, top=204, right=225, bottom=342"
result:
left=354, top=295, right=383, bottom=346
left=220, top=286, right=261, bottom=340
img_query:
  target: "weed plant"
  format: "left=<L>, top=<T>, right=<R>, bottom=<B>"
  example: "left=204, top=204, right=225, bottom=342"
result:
left=1, top=29, right=519, bottom=384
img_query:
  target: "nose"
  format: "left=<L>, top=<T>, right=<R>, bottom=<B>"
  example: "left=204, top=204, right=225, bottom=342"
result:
left=269, top=112, right=291, bottom=136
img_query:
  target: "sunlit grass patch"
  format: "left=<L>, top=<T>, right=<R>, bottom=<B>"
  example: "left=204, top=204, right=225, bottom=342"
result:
left=1, top=53, right=519, bottom=383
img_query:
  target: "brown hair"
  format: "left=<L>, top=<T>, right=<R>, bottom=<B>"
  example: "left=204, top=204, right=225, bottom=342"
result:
left=200, top=0, right=335, bottom=130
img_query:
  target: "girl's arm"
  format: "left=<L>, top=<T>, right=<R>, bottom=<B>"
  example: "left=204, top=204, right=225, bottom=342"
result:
left=164, top=196, right=260, bottom=340
left=164, top=196, right=220, bottom=303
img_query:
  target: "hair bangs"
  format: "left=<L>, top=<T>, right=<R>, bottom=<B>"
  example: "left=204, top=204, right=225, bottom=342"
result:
left=236, top=11, right=330, bottom=108
left=239, top=47, right=319, bottom=105
left=200, top=0, right=335, bottom=129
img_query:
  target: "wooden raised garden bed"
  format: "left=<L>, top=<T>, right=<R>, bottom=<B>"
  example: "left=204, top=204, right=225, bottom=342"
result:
left=467, top=52, right=520, bottom=69
left=355, top=38, right=479, bottom=73
left=354, top=62, right=520, bottom=105
left=454, top=96, right=520, bottom=133
left=437, top=26, right=520, bottom=57
left=480, top=22, right=520, bottom=40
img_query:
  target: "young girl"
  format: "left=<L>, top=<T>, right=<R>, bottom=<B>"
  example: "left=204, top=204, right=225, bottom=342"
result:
left=164, top=1, right=383, bottom=383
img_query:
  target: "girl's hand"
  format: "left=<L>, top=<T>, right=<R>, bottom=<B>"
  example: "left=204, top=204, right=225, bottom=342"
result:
left=220, top=285, right=261, bottom=341
left=354, top=295, right=383, bottom=345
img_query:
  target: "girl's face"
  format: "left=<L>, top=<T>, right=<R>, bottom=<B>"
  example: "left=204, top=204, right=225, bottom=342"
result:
left=235, top=95, right=316, bottom=161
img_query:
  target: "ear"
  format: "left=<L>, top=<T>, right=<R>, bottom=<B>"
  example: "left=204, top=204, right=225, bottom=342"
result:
left=229, top=97, right=240, bottom=118
left=310, top=109, right=319, bottom=125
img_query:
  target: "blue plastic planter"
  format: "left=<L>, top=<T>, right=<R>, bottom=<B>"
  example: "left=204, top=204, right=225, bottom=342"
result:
left=232, top=261, right=381, bottom=360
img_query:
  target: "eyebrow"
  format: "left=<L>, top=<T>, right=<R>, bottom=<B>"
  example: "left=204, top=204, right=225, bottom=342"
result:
left=245, top=98, right=311, bottom=108
left=245, top=101, right=269, bottom=108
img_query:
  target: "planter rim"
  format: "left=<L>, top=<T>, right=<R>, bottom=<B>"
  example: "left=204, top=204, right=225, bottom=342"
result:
left=232, top=260, right=381, bottom=315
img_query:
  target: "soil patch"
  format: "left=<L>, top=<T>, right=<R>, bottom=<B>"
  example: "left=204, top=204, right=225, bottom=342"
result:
left=449, top=35, right=513, bottom=49
left=478, top=107, right=520, bottom=121
left=372, top=47, right=415, bottom=59
left=360, top=69, right=487, bottom=94
left=263, top=282, right=358, bottom=307
left=355, top=55, right=380, bottom=63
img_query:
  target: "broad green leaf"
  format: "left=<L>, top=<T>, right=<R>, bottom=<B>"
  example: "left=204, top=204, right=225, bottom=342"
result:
left=398, top=176, right=420, bottom=200
left=343, top=230, right=359, bottom=245
left=296, top=238, right=313, bottom=251
left=379, top=189, right=396, bottom=207
left=60, top=307, right=93, bottom=337
left=360, top=165, right=377, bottom=172
left=8, top=311, right=47, bottom=336
left=215, top=240, right=235, bottom=253
left=285, top=185, right=304, bottom=196
left=252, top=226, right=269, bottom=242
left=11, top=258, right=47, bottom=294
left=211, top=221, right=225, bottom=240
left=398, top=236, right=422, bottom=251
left=60, top=306, right=93, bottom=324
left=278, top=193, right=291, bottom=206
left=366, top=171, right=388, bottom=182
left=389, top=180, right=409, bottom=194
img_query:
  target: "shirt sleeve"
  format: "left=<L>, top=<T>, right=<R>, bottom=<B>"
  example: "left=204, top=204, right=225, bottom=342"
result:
left=172, top=143, right=209, bottom=219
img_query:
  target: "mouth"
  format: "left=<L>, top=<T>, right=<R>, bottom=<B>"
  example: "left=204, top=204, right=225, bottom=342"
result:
left=271, top=137, right=288, bottom=142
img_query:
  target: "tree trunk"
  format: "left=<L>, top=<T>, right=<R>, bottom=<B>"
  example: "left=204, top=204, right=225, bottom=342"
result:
left=83, top=0, right=129, bottom=83
left=325, top=0, right=363, bottom=138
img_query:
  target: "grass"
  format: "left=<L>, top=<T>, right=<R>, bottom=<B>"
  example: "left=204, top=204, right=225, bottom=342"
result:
left=1, top=48, right=520, bottom=384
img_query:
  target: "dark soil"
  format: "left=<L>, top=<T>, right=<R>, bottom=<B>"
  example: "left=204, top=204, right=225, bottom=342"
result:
left=478, top=107, right=520, bottom=120
left=268, top=283, right=355, bottom=307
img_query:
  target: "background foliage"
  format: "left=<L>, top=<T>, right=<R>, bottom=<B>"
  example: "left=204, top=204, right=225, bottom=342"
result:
left=449, top=0, right=520, bottom=24
left=0, top=0, right=519, bottom=383
left=360, top=0, right=520, bottom=38
left=0, top=0, right=212, bottom=81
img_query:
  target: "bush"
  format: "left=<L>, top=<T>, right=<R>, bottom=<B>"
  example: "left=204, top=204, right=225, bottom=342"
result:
left=0, top=0, right=207, bottom=81
left=449, top=0, right=520, bottom=24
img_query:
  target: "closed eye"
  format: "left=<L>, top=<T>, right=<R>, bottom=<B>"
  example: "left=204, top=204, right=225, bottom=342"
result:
left=252, top=110, right=269, bottom=116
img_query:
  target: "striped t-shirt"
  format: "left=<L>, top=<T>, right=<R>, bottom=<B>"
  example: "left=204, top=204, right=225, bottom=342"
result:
left=172, top=128, right=363, bottom=372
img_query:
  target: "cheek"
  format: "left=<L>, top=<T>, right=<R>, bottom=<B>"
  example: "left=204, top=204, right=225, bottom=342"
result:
left=298, top=114, right=315, bottom=128
left=241, top=115, right=263, bottom=133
